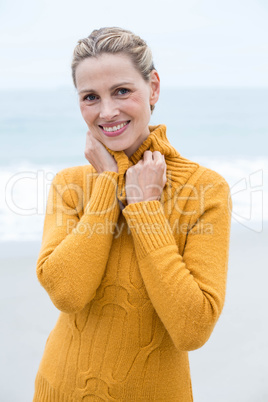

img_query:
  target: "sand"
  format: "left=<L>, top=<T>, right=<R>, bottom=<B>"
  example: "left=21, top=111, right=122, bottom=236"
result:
left=0, top=221, right=267, bottom=402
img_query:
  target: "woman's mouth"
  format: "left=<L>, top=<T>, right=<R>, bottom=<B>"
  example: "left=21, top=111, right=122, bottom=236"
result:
left=99, top=121, right=130, bottom=137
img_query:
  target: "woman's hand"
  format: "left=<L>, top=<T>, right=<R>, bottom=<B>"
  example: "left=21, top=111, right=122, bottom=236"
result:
left=84, top=130, right=118, bottom=173
left=125, top=151, right=167, bottom=205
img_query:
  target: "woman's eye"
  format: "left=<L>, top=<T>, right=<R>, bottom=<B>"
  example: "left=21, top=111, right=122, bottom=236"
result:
left=84, top=94, right=97, bottom=101
left=117, top=88, right=129, bottom=95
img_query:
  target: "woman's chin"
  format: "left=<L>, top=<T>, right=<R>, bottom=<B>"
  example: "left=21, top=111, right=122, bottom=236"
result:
left=104, top=141, right=129, bottom=153
left=108, top=146, right=127, bottom=153
left=93, top=132, right=132, bottom=154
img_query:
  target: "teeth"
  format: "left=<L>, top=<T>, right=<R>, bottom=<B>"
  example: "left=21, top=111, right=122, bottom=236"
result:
left=102, top=122, right=128, bottom=132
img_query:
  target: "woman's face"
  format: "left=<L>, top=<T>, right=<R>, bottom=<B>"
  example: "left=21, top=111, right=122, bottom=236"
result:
left=75, top=53, right=160, bottom=157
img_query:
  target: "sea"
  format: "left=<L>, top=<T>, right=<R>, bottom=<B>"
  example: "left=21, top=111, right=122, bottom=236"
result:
left=0, top=87, right=267, bottom=241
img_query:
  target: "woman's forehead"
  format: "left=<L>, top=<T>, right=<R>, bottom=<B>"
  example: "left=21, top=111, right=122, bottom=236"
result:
left=78, top=53, right=134, bottom=72
left=76, top=54, right=142, bottom=89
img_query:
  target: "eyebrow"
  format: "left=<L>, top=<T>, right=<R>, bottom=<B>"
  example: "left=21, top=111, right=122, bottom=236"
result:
left=78, top=82, right=134, bottom=95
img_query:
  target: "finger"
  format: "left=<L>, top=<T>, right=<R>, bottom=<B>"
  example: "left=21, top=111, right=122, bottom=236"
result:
left=152, top=151, right=163, bottom=161
left=143, top=150, right=152, bottom=163
left=163, top=161, right=167, bottom=185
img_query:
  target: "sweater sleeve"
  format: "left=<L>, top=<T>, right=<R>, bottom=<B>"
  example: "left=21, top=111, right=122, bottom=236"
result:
left=122, top=175, right=232, bottom=352
left=36, top=170, right=120, bottom=314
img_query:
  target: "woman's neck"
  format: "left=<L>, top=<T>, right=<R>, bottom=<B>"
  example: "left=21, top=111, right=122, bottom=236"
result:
left=123, top=126, right=151, bottom=158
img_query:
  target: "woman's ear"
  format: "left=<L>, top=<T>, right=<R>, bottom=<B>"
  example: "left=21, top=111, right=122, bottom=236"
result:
left=149, top=70, right=160, bottom=107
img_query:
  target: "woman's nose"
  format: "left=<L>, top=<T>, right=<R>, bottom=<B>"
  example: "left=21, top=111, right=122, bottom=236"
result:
left=99, top=99, right=119, bottom=121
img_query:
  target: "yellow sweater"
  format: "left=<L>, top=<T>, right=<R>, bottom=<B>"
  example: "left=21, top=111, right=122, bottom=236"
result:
left=33, top=124, right=232, bottom=401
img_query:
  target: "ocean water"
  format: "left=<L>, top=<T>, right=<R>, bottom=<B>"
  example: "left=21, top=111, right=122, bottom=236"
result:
left=0, top=87, right=267, bottom=241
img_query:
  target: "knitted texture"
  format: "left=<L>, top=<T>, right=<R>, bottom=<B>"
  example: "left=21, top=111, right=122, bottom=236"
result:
left=33, top=124, right=232, bottom=401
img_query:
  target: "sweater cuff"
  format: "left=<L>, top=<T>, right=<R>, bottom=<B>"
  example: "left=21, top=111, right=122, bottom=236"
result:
left=122, top=200, right=176, bottom=260
left=84, top=171, right=120, bottom=222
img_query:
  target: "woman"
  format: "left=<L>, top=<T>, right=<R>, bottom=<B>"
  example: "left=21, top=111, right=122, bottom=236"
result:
left=33, top=27, right=232, bottom=401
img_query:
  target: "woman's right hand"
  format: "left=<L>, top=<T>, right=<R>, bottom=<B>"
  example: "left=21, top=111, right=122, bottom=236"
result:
left=84, top=130, right=118, bottom=173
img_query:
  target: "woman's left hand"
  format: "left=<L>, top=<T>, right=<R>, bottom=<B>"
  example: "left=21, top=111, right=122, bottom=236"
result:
left=125, top=151, right=167, bottom=205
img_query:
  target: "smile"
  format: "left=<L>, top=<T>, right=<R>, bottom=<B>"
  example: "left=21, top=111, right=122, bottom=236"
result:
left=99, top=121, right=130, bottom=137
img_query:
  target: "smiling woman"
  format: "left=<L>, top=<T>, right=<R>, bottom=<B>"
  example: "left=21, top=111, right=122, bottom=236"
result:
left=32, top=27, right=232, bottom=401
left=75, top=52, right=160, bottom=157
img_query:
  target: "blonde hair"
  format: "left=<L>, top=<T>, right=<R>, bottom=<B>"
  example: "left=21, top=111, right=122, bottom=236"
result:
left=71, top=27, right=156, bottom=113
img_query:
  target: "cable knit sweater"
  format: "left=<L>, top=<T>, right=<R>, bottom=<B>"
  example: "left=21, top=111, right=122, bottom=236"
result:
left=33, top=124, right=232, bottom=401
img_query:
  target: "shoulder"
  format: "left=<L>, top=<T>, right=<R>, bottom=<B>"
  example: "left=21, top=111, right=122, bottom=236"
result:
left=174, top=163, right=233, bottom=230
left=191, top=165, right=232, bottom=214
left=50, top=165, right=96, bottom=204
left=49, top=164, right=97, bottom=213
left=172, top=152, right=230, bottom=189
left=194, top=164, right=230, bottom=189
left=167, top=152, right=230, bottom=193
left=53, top=164, right=96, bottom=186
left=170, top=155, right=232, bottom=209
left=185, top=163, right=231, bottom=207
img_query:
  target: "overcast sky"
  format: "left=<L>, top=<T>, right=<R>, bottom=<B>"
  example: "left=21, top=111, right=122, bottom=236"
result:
left=1, top=0, right=268, bottom=89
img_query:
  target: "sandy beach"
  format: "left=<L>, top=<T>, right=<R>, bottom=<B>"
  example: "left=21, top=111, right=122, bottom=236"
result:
left=0, top=221, right=267, bottom=402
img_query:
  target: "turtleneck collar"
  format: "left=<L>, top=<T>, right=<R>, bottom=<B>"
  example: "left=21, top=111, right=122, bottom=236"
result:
left=104, top=124, right=179, bottom=174
left=103, top=124, right=181, bottom=208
